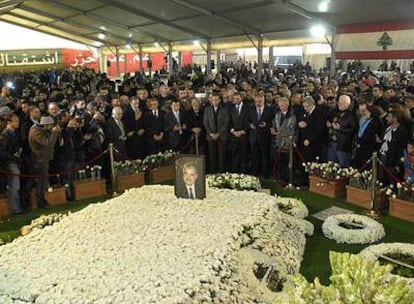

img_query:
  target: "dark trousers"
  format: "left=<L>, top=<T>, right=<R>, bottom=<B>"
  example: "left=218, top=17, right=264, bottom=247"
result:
left=275, top=151, right=289, bottom=182
left=24, top=160, right=49, bottom=208
left=250, top=141, right=270, bottom=177
left=230, top=135, right=249, bottom=173
left=207, top=139, right=227, bottom=173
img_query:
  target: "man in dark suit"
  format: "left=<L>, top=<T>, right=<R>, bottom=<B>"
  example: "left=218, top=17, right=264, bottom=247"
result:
left=203, top=93, right=229, bottom=173
left=144, top=98, right=165, bottom=155
left=123, top=97, right=146, bottom=159
left=186, top=97, right=205, bottom=155
left=175, top=160, right=205, bottom=199
left=229, top=92, right=250, bottom=173
left=379, top=110, right=409, bottom=183
left=298, top=96, right=326, bottom=162
left=105, top=106, right=127, bottom=159
left=164, top=100, right=188, bottom=152
left=248, top=94, right=273, bottom=177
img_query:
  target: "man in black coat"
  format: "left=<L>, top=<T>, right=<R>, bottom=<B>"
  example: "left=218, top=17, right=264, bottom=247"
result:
left=0, top=113, right=23, bottom=213
left=248, top=94, right=273, bottom=177
left=331, top=95, right=358, bottom=167
left=144, top=98, right=165, bottom=155
left=229, top=92, right=250, bottom=173
left=379, top=110, right=409, bottom=183
left=203, top=93, right=229, bottom=173
left=186, top=97, right=206, bottom=155
left=298, top=96, right=326, bottom=162
left=105, top=106, right=127, bottom=159
left=164, top=100, right=188, bottom=152
left=123, top=97, right=146, bottom=159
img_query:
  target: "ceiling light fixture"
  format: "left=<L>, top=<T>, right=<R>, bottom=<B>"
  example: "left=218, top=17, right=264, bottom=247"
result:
left=193, top=39, right=200, bottom=46
left=98, top=32, right=106, bottom=40
left=318, top=1, right=329, bottom=12
left=154, top=42, right=160, bottom=47
left=310, top=24, right=326, bottom=37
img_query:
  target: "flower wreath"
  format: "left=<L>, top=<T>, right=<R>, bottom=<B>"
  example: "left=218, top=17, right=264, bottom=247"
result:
left=360, top=243, right=414, bottom=292
left=322, top=214, right=385, bottom=244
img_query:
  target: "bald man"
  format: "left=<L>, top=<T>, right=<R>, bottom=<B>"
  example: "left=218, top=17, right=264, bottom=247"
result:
left=104, top=106, right=127, bottom=159
left=330, top=95, right=357, bottom=167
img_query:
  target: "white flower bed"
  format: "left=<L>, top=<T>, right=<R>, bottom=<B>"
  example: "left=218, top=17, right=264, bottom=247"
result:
left=206, top=173, right=261, bottom=191
left=322, top=214, right=385, bottom=244
left=360, top=243, right=414, bottom=292
left=0, top=185, right=309, bottom=303
left=274, top=197, right=309, bottom=219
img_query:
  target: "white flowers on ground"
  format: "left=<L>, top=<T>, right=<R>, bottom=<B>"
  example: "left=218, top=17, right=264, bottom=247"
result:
left=322, top=214, right=385, bottom=244
left=20, top=213, right=68, bottom=236
left=206, top=173, right=261, bottom=191
left=0, top=185, right=309, bottom=303
left=274, top=197, right=309, bottom=219
left=360, top=243, right=414, bottom=293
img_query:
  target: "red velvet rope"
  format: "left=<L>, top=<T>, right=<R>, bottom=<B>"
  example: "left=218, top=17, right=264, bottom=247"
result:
left=0, top=149, right=108, bottom=179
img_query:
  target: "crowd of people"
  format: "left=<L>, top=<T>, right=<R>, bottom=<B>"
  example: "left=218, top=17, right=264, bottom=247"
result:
left=0, top=60, right=413, bottom=214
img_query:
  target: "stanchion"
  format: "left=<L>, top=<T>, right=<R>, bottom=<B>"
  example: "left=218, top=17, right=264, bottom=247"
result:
left=108, top=143, right=117, bottom=196
left=286, top=135, right=294, bottom=189
left=365, top=152, right=380, bottom=218
left=195, top=132, right=199, bottom=156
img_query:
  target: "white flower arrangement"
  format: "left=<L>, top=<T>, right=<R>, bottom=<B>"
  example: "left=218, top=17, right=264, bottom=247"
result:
left=114, top=159, right=145, bottom=176
left=274, top=197, right=309, bottom=219
left=206, top=173, right=261, bottom=191
left=360, top=243, right=414, bottom=293
left=304, top=161, right=356, bottom=180
left=283, top=251, right=414, bottom=303
left=142, top=150, right=177, bottom=169
left=322, top=214, right=385, bottom=244
left=0, top=185, right=308, bottom=303
left=385, top=178, right=414, bottom=202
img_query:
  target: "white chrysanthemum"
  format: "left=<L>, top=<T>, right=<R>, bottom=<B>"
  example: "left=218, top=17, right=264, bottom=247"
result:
left=322, top=214, right=385, bottom=244
left=0, top=185, right=308, bottom=303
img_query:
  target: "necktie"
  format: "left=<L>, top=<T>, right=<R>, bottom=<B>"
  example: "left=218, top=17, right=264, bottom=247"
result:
left=257, top=107, right=262, bottom=120
left=188, top=187, right=194, bottom=199
left=153, top=110, right=158, bottom=118
left=236, top=104, right=240, bottom=115
left=174, top=112, right=180, bottom=124
left=116, top=119, right=125, bottom=137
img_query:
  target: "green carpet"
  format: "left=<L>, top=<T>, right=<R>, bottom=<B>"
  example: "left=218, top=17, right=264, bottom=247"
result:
left=0, top=182, right=413, bottom=285
left=261, top=179, right=414, bottom=285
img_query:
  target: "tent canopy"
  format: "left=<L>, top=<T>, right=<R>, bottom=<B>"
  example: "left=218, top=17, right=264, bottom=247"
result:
left=0, top=0, right=413, bottom=48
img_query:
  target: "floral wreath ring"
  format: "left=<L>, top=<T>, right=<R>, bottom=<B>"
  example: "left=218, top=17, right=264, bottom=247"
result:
left=360, top=243, right=414, bottom=292
left=322, top=214, right=385, bottom=244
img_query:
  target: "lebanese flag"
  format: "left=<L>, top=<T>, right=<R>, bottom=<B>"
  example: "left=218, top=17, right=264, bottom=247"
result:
left=335, top=22, right=414, bottom=60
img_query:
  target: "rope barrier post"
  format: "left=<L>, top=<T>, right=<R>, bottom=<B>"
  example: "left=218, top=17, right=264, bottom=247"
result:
left=109, top=143, right=117, bottom=196
left=195, top=132, right=199, bottom=156
left=367, top=152, right=380, bottom=218
left=287, top=135, right=294, bottom=189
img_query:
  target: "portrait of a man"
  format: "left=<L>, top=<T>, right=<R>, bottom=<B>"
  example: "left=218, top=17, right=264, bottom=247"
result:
left=175, top=155, right=206, bottom=199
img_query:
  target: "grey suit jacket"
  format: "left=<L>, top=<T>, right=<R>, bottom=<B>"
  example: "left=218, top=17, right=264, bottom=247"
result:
left=203, top=104, right=229, bottom=141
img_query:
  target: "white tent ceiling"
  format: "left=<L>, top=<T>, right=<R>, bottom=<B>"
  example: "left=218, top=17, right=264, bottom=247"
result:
left=0, top=0, right=412, bottom=48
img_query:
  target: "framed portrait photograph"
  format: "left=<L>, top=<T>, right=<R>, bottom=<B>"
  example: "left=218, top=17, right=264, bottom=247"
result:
left=174, top=155, right=206, bottom=199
